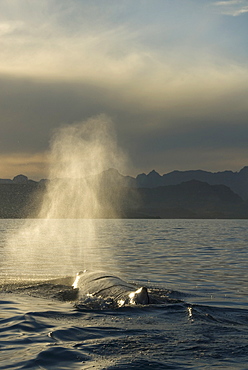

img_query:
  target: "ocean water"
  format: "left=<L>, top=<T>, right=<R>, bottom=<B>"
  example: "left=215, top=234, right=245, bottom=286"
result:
left=0, top=218, right=248, bottom=369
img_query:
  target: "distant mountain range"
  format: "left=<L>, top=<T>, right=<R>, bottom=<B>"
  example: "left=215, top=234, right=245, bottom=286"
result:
left=99, top=166, right=248, bottom=201
left=1, top=167, right=248, bottom=219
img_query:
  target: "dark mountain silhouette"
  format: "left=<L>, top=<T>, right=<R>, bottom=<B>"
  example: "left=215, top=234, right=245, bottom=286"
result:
left=1, top=168, right=248, bottom=218
left=99, top=168, right=136, bottom=188
left=135, top=167, right=248, bottom=200
left=96, top=166, right=248, bottom=200
left=0, top=181, right=45, bottom=218
left=135, top=180, right=248, bottom=219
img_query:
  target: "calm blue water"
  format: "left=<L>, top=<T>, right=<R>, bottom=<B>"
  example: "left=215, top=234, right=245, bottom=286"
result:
left=0, top=219, right=248, bottom=369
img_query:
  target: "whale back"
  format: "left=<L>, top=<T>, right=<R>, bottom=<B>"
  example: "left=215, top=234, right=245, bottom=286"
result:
left=73, top=271, right=149, bottom=305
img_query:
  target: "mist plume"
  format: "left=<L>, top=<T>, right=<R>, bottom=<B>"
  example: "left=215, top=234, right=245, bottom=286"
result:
left=39, top=114, right=126, bottom=219
left=5, top=115, right=128, bottom=277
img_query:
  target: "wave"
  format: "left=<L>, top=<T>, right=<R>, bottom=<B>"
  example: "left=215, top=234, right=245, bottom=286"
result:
left=1, top=278, right=248, bottom=369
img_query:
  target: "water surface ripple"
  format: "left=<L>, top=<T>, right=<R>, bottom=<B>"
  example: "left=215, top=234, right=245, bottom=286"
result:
left=1, top=219, right=248, bottom=369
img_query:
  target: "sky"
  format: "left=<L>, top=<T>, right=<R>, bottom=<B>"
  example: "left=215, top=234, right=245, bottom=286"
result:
left=0, top=0, right=248, bottom=179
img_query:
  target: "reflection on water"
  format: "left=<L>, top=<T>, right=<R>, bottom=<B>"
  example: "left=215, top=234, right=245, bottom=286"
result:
left=0, top=219, right=248, bottom=308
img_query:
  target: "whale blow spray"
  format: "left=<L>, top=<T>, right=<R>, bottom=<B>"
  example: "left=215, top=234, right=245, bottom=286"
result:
left=39, top=114, right=126, bottom=219
left=5, top=115, right=127, bottom=278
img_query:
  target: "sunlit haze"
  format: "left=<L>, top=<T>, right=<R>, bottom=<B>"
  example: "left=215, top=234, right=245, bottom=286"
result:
left=5, top=117, right=127, bottom=276
left=1, top=0, right=248, bottom=179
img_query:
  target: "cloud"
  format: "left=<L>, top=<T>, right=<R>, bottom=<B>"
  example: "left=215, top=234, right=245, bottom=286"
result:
left=142, top=147, right=248, bottom=174
left=0, top=64, right=248, bottom=178
left=0, top=0, right=247, bottom=86
left=0, top=1, right=248, bottom=177
left=215, top=0, right=248, bottom=16
left=0, top=1, right=146, bottom=81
